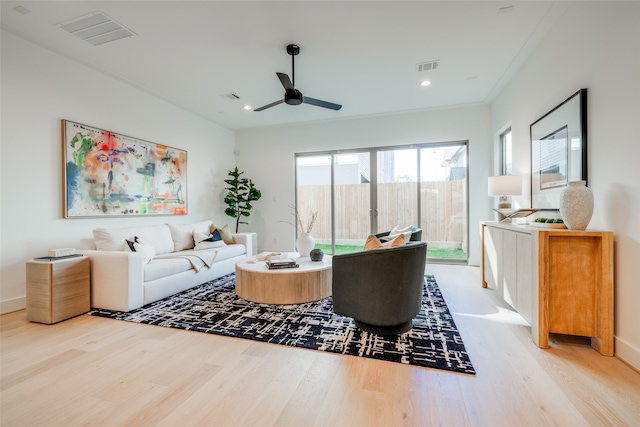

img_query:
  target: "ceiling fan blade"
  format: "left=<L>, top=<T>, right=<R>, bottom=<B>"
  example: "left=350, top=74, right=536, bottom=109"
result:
left=254, top=99, right=284, bottom=112
left=302, top=96, right=342, bottom=111
left=276, top=72, right=295, bottom=91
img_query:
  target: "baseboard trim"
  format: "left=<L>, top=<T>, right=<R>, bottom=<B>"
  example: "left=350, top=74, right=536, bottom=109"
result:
left=1, top=296, right=26, bottom=315
left=615, top=336, right=640, bottom=373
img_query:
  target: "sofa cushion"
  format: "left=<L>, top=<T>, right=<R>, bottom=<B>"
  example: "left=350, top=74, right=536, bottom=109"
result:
left=167, top=220, right=213, bottom=251
left=211, top=223, right=234, bottom=244
left=213, top=244, right=246, bottom=262
left=93, top=224, right=174, bottom=254
left=193, top=229, right=226, bottom=250
left=144, top=258, right=194, bottom=282
left=364, top=234, right=405, bottom=250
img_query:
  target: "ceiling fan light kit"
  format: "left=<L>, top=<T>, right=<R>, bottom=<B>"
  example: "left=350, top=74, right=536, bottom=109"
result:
left=255, top=44, right=342, bottom=112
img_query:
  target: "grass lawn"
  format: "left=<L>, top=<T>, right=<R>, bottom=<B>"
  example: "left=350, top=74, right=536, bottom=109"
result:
left=315, top=243, right=466, bottom=260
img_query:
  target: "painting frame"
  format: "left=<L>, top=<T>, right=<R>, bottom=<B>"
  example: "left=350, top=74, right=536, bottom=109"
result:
left=530, top=89, right=587, bottom=210
left=63, top=120, right=187, bottom=218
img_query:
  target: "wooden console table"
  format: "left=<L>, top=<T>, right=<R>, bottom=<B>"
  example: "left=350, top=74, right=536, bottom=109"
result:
left=481, top=222, right=614, bottom=355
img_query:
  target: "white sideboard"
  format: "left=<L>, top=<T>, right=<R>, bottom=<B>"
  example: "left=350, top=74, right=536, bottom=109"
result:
left=481, top=222, right=614, bottom=356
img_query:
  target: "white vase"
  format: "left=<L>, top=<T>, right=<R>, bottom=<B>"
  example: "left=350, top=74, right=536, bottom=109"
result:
left=559, top=181, right=594, bottom=230
left=296, top=232, right=315, bottom=257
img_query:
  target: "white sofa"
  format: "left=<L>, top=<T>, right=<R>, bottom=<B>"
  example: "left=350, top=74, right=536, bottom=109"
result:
left=79, top=220, right=253, bottom=312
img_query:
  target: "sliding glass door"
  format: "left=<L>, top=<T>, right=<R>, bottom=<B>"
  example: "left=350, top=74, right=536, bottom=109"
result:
left=376, top=148, right=419, bottom=234
left=419, top=145, right=467, bottom=261
left=295, top=154, right=331, bottom=250
left=334, top=152, right=371, bottom=252
left=295, top=142, right=468, bottom=262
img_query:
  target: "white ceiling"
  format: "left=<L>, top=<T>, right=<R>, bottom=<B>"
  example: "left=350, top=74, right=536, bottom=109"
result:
left=1, top=1, right=565, bottom=131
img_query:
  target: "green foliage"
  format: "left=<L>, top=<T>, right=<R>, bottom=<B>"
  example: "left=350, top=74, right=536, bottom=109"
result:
left=534, top=217, right=564, bottom=223
left=223, top=167, right=262, bottom=233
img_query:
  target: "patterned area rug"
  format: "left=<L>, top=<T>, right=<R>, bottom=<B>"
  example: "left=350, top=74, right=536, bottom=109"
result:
left=91, top=274, right=475, bottom=374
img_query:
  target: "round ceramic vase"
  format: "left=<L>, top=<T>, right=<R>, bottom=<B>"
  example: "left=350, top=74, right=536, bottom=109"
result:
left=310, top=248, right=324, bottom=261
left=296, top=232, right=315, bottom=257
left=559, top=181, right=594, bottom=230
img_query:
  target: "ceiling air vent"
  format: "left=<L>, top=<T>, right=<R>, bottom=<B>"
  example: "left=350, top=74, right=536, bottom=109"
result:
left=220, top=93, right=241, bottom=101
left=57, top=11, right=135, bottom=46
left=416, top=60, right=440, bottom=72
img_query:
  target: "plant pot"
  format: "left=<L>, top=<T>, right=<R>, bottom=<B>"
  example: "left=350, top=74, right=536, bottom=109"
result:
left=559, top=181, right=594, bottom=230
left=296, top=232, right=315, bottom=257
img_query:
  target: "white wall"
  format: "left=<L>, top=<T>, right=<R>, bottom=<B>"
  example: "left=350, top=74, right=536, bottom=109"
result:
left=490, top=2, right=640, bottom=370
left=0, top=31, right=235, bottom=313
left=235, top=106, right=492, bottom=266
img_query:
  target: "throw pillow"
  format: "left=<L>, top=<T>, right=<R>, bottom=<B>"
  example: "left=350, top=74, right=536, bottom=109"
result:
left=134, top=242, right=156, bottom=264
left=194, top=229, right=226, bottom=250
left=364, top=234, right=405, bottom=250
left=211, top=224, right=234, bottom=244
left=124, top=236, right=156, bottom=264
left=125, top=237, right=138, bottom=252
left=388, top=224, right=413, bottom=241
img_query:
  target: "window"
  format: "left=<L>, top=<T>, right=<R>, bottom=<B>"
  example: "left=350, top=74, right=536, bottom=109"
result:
left=295, top=142, right=468, bottom=263
left=500, top=128, right=512, bottom=175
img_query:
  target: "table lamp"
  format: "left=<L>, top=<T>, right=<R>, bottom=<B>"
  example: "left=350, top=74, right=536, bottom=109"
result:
left=488, top=175, right=522, bottom=221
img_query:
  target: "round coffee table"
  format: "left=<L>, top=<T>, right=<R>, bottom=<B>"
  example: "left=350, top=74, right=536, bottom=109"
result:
left=235, top=255, right=332, bottom=304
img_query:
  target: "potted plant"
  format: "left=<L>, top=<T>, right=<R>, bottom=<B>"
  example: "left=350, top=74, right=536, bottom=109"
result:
left=223, top=167, right=262, bottom=233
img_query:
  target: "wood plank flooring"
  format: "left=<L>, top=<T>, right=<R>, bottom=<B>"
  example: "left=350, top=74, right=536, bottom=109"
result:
left=2, top=265, right=639, bottom=426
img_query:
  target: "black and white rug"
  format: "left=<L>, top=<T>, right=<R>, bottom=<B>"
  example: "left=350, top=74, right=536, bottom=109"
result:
left=91, top=274, right=475, bottom=375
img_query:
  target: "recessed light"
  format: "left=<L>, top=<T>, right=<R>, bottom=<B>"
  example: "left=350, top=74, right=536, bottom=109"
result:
left=243, top=105, right=252, bottom=110
left=421, top=80, right=432, bottom=87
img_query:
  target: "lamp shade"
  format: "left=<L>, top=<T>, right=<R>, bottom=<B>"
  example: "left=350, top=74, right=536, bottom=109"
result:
left=488, top=175, right=522, bottom=197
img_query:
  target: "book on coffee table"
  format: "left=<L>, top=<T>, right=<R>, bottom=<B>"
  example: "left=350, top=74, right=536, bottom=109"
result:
left=266, top=258, right=299, bottom=270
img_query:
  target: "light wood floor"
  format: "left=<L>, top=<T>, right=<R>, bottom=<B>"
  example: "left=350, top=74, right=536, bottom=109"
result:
left=2, top=265, right=639, bottom=426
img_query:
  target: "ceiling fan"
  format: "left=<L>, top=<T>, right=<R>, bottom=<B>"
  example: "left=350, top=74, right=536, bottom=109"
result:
left=254, top=44, right=342, bottom=112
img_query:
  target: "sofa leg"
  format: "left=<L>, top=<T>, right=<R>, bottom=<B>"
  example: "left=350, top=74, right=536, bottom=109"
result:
left=354, top=319, right=413, bottom=335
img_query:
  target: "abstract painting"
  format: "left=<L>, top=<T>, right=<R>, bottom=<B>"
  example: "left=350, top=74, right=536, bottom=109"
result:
left=63, top=120, right=187, bottom=218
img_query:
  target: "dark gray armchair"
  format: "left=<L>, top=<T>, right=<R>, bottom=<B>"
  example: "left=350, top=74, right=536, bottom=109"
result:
left=332, top=241, right=428, bottom=335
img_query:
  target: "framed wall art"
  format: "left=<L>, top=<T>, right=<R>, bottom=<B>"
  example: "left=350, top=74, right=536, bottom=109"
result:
left=63, top=120, right=187, bottom=218
left=530, top=88, right=587, bottom=209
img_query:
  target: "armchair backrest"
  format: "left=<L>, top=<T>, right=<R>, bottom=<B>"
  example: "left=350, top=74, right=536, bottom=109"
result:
left=331, top=241, right=428, bottom=328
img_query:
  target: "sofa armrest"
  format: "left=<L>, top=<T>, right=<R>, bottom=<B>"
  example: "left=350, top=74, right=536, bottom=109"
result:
left=78, top=249, right=145, bottom=312
left=231, top=233, right=255, bottom=257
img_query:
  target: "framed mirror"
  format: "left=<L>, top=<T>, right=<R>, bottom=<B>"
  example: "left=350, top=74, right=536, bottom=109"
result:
left=530, top=89, right=587, bottom=209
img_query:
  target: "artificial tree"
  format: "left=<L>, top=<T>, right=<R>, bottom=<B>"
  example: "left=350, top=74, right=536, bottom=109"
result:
left=223, top=167, right=262, bottom=233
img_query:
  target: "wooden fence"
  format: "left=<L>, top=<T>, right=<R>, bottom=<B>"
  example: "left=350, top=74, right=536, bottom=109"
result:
left=297, top=180, right=466, bottom=245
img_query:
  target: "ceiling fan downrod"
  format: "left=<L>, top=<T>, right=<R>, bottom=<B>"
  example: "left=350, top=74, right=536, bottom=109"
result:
left=287, top=44, right=299, bottom=87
